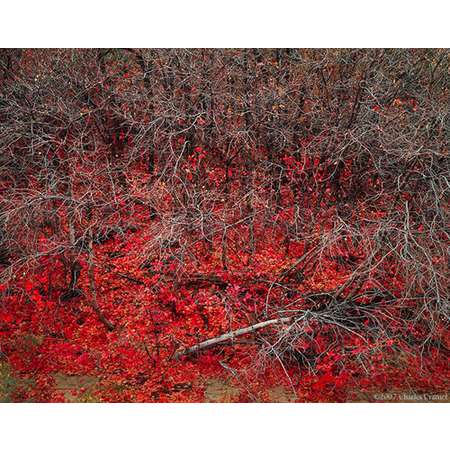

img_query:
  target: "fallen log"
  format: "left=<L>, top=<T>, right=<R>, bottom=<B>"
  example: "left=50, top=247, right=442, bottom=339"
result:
left=177, top=274, right=228, bottom=289
left=173, top=316, right=292, bottom=359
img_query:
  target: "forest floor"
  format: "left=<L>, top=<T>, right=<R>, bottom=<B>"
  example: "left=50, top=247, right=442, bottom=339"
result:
left=1, top=361, right=448, bottom=403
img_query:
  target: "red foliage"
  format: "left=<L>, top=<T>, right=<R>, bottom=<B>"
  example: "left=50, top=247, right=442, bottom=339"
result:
left=0, top=49, right=448, bottom=402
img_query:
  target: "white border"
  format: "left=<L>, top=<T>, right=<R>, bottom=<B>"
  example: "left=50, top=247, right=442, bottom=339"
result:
left=1, top=403, right=448, bottom=449
left=1, top=1, right=449, bottom=47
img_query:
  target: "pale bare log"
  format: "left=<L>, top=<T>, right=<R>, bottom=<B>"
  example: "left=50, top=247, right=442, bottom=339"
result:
left=173, top=317, right=292, bottom=359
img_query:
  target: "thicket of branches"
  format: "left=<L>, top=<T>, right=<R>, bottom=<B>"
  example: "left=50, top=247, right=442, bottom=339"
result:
left=0, top=49, right=448, bottom=386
